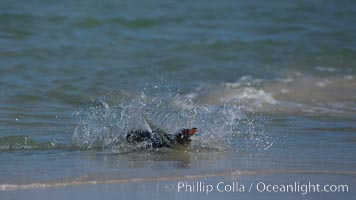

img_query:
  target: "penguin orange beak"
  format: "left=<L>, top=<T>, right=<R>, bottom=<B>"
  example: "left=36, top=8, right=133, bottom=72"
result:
left=188, top=128, right=197, bottom=136
left=180, top=128, right=197, bottom=138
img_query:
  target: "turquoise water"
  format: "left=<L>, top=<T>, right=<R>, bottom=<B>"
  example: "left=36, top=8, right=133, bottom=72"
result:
left=0, top=0, right=356, bottom=190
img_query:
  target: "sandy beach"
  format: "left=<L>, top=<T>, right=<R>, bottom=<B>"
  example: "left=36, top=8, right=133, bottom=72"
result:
left=2, top=171, right=355, bottom=200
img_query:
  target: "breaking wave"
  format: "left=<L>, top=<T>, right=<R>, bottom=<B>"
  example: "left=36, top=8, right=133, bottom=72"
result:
left=188, top=74, right=356, bottom=116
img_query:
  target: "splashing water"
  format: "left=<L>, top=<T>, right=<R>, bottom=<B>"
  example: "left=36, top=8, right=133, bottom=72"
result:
left=72, top=87, right=272, bottom=153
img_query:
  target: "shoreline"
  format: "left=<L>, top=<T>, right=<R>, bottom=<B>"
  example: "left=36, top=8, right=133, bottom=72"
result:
left=1, top=169, right=355, bottom=191
left=1, top=170, right=354, bottom=200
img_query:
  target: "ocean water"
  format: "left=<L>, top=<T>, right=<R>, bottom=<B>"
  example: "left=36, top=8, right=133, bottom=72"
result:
left=0, top=0, right=356, bottom=192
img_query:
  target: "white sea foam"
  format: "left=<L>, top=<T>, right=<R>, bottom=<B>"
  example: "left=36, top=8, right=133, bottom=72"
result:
left=225, top=87, right=277, bottom=105
left=192, top=75, right=356, bottom=115
left=315, top=66, right=336, bottom=73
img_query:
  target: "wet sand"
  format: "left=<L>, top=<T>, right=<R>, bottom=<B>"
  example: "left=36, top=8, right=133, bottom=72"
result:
left=1, top=171, right=354, bottom=200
